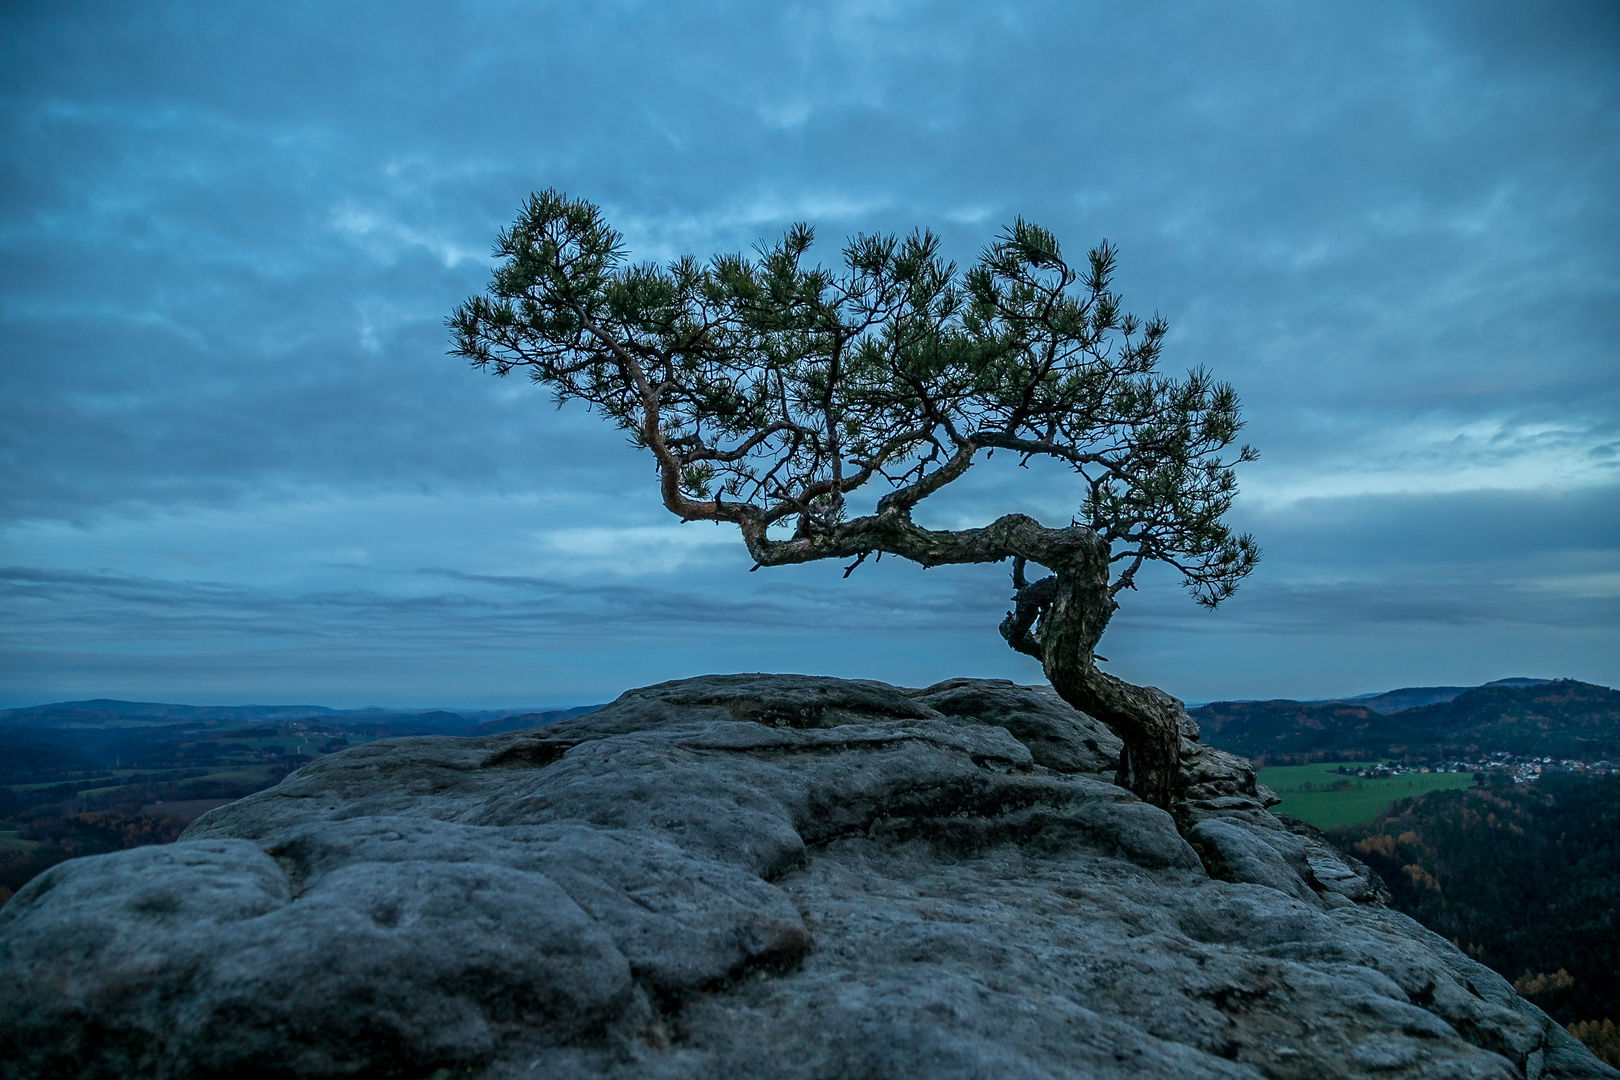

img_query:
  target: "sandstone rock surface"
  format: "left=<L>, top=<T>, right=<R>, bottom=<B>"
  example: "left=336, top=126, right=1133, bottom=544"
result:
left=1, top=674, right=1610, bottom=1079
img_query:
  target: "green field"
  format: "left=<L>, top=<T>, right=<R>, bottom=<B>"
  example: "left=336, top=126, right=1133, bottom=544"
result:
left=1255, top=763, right=1476, bottom=830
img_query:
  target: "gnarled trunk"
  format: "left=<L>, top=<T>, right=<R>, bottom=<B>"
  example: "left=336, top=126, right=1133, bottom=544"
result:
left=1000, top=544, right=1185, bottom=808
left=1055, top=665, right=1185, bottom=809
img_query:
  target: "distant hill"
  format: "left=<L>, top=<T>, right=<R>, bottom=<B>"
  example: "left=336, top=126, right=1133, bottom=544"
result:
left=1192, top=678, right=1619, bottom=764
left=456, top=708, right=599, bottom=737
left=5, top=698, right=338, bottom=717
left=1304, top=677, right=1551, bottom=715
left=0, top=699, right=597, bottom=733
left=0, top=700, right=602, bottom=783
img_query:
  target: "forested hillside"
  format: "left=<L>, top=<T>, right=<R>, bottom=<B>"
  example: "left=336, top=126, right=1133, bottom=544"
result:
left=1335, top=772, right=1620, bottom=1060
left=1193, top=679, right=1620, bottom=765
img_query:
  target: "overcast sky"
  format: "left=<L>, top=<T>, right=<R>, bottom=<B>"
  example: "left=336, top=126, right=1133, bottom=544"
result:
left=2, top=0, right=1616, bottom=709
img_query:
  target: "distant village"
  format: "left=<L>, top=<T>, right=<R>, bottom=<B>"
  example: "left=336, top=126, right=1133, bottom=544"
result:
left=1335, top=753, right=1614, bottom=784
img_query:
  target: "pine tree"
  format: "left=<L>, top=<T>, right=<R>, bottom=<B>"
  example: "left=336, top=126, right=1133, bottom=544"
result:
left=450, top=191, right=1259, bottom=806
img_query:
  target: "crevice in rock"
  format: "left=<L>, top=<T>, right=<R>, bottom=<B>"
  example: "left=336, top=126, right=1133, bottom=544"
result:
left=660, top=690, right=937, bottom=731
left=480, top=739, right=580, bottom=770
left=706, top=735, right=1028, bottom=768
left=1198, top=983, right=1276, bottom=1015
left=637, top=932, right=813, bottom=1018
left=795, top=780, right=1064, bottom=852
left=266, top=846, right=308, bottom=899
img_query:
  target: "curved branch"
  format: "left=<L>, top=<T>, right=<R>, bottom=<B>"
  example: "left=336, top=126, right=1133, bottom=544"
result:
left=998, top=574, right=1056, bottom=659
left=740, top=508, right=1105, bottom=578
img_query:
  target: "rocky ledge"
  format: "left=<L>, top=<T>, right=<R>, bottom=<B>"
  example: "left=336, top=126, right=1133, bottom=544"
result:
left=2, top=675, right=1611, bottom=1079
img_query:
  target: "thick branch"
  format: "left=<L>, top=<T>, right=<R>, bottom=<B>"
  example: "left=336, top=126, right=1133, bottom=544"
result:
left=739, top=508, right=1105, bottom=575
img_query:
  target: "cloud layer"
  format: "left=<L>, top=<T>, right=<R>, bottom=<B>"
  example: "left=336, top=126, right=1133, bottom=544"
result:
left=2, top=0, right=1616, bottom=706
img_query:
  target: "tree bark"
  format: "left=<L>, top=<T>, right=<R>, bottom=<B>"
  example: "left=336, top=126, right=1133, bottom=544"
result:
left=1001, top=542, right=1186, bottom=809
left=1054, top=666, right=1185, bottom=809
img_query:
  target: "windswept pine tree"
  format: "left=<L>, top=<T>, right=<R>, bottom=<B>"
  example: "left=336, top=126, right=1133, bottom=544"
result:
left=451, top=192, right=1259, bottom=806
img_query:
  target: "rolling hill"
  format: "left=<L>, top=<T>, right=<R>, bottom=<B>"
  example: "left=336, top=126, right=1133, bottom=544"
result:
left=1192, top=678, right=1620, bottom=765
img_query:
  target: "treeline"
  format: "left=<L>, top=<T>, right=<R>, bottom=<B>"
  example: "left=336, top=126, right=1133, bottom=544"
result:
left=1334, top=772, right=1620, bottom=1063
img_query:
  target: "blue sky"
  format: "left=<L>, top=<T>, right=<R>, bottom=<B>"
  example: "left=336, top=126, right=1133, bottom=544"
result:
left=2, top=0, right=1616, bottom=708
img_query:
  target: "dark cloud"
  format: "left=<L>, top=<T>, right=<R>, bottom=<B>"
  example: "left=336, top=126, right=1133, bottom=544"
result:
left=1, top=0, right=1615, bottom=703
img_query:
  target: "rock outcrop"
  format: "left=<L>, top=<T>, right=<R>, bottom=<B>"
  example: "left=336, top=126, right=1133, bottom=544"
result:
left=2, top=674, right=1610, bottom=1079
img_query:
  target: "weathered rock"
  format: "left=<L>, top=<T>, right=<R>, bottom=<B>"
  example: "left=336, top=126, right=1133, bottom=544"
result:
left=1274, top=812, right=1393, bottom=907
left=1186, top=816, right=1325, bottom=908
left=910, top=677, right=1123, bottom=773
left=1, top=674, right=1610, bottom=1079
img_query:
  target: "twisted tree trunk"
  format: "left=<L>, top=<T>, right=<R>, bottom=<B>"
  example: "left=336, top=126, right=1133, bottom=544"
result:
left=997, top=541, right=1185, bottom=808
